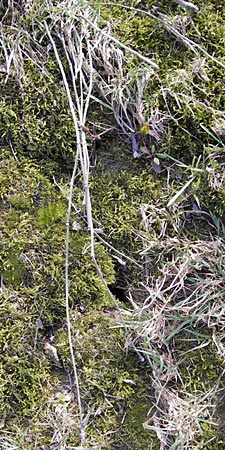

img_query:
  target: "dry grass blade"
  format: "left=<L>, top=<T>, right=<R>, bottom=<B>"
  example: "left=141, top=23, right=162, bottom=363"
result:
left=144, top=386, right=217, bottom=449
left=122, top=202, right=225, bottom=448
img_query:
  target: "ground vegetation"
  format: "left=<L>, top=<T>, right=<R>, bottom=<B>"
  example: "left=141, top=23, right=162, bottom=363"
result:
left=0, top=1, right=225, bottom=449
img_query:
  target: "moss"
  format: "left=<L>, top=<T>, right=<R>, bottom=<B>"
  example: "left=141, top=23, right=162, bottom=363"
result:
left=1, top=148, right=157, bottom=448
left=170, top=332, right=225, bottom=448
left=2, top=248, right=28, bottom=287
left=115, top=398, right=158, bottom=450
left=90, top=162, right=163, bottom=246
left=191, top=159, right=225, bottom=217
left=52, top=310, right=155, bottom=449
left=0, top=290, right=57, bottom=418
left=0, top=60, right=76, bottom=175
left=180, top=344, right=223, bottom=391
left=37, top=201, right=66, bottom=227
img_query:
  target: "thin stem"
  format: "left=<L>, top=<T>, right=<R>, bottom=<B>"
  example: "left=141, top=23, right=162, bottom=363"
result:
left=45, top=21, right=86, bottom=445
left=65, top=156, right=86, bottom=445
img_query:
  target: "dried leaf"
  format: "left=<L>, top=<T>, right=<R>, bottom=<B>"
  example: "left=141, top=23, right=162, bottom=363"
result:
left=44, top=341, right=59, bottom=361
left=36, top=317, right=44, bottom=329
left=192, top=202, right=199, bottom=211
left=123, top=379, right=136, bottom=385
left=41, top=444, right=59, bottom=450
left=151, top=159, right=161, bottom=173
left=72, top=221, right=82, bottom=231
left=133, top=150, right=140, bottom=158
left=0, top=416, right=5, bottom=429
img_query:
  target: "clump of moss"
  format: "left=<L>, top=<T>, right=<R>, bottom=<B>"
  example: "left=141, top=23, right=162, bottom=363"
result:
left=90, top=162, right=163, bottom=246
left=0, top=289, right=58, bottom=417
left=0, top=150, right=108, bottom=397
left=50, top=310, right=156, bottom=449
left=0, top=60, right=76, bottom=175
left=0, top=148, right=158, bottom=448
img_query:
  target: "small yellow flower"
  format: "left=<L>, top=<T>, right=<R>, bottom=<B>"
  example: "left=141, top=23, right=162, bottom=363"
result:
left=140, top=123, right=150, bottom=134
